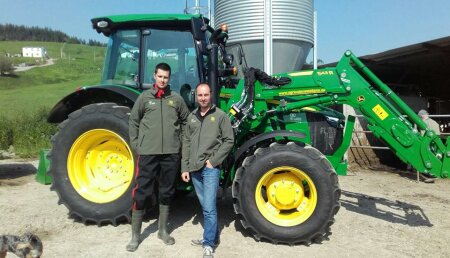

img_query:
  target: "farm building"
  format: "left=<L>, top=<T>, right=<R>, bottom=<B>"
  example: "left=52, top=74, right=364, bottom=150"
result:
left=22, top=47, right=48, bottom=58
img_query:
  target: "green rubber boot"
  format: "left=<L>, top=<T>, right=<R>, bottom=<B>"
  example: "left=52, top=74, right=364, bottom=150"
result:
left=126, top=209, right=144, bottom=252
left=157, top=205, right=175, bottom=245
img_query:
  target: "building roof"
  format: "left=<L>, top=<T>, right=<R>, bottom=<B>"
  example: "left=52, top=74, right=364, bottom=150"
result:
left=323, top=36, right=450, bottom=100
left=22, top=46, right=46, bottom=49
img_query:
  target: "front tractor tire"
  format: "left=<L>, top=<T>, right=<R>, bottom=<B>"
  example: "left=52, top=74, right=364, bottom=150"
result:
left=232, top=142, right=341, bottom=245
left=48, top=103, right=135, bottom=225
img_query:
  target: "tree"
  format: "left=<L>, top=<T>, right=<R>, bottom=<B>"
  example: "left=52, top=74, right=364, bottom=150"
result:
left=308, top=59, right=325, bottom=66
left=0, top=55, right=14, bottom=75
left=0, top=24, right=105, bottom=46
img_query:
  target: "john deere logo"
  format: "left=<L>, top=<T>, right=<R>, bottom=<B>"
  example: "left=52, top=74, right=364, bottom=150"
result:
left=357, top=95, right=365, bottom=103
left=168, top=100, right=174, bottom=106
left=210, top=116, right=216, bottom=122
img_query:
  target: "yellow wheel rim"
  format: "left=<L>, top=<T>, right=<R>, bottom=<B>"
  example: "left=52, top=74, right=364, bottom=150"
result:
left=255, top=166, right=317, bottom=227
left=68, top=129, right=134, bottom=204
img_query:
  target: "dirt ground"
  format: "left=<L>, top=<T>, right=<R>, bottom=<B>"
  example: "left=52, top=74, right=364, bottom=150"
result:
left=0, top=159, right=449, bottom=258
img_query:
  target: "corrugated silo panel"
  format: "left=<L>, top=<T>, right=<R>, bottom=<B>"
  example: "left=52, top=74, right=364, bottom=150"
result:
left=214, top=0, right=314, bottom=73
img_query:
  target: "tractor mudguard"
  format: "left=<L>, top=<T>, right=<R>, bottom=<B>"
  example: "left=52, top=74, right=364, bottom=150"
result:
left=234, top=130, right=306, bottom=163
left=47, top=85, right=141, bottom=123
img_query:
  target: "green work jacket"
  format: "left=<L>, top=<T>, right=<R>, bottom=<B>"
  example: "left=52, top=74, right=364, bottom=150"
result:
left=129, top=86, right=190, bottom=155
left=181, top=105, right=234, bottom=172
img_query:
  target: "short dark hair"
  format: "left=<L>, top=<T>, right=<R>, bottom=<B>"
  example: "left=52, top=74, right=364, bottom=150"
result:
left=195, top=82, right=211, bottom=93
left=154, top=63, right=171, bottom=76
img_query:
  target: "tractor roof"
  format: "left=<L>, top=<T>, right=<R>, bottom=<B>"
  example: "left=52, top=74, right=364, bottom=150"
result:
left=91, top=13, right=207, bottom=36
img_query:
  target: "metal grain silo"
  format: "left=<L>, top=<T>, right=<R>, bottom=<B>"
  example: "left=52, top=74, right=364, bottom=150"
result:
left=214, top=0, right=313, bottom=75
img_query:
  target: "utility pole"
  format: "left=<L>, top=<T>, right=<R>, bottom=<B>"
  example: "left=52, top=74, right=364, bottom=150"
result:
left=60, top=42, right=67, bottom=59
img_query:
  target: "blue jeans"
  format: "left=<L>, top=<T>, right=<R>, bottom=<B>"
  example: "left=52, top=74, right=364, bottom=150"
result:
left=191, top=167, right=220, bottom=247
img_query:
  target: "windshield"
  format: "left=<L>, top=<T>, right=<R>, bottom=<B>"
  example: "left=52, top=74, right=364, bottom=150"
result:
left=142, top=29, right=199, bottom=94
left=101, top=28, right=201, bottom=107
left=101, top=29, right=140, bottom=86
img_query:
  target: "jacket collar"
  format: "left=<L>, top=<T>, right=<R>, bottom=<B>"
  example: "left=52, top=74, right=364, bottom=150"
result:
left=149, top=84, right=171, bottom=97
left=194, top=104, right=216, bottom=120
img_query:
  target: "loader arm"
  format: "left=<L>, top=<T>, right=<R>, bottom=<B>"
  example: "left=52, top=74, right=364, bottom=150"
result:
left=228, top=50, right=449, bottom=178
left=335, top=51, right=448, bottom=178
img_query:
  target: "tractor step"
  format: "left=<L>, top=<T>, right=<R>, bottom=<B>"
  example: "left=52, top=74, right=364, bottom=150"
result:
left=36, top=149, right=52, bottom=185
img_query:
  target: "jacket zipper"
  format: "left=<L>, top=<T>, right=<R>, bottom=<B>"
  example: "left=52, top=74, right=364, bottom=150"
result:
left=160, top=97, right=164, bottom=153
left=195, top=107, right=213, bottom=167
left=195, top=116, right=203, bottom=164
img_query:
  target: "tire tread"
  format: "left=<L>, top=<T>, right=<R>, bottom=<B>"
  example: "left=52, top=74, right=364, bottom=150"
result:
left=47, top=103, right=132, bottom=226
left=232, top=142, right=341, bottom=245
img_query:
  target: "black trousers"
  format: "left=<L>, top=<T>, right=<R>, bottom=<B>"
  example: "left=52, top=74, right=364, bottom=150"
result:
left=132, top=154, right=180, bottom=210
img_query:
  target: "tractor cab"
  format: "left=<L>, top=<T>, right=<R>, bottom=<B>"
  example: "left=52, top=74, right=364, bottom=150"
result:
left=92, top=14, right=235, bottom=107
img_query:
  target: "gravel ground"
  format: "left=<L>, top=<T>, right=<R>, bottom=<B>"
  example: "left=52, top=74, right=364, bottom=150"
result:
left=0, top=159, right=449, bottom=258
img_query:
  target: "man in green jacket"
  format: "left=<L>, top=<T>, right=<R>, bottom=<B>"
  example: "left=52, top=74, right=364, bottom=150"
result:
left=181, top=83, right=234, bottom=258
left=127, top=63, right=190, bottom=251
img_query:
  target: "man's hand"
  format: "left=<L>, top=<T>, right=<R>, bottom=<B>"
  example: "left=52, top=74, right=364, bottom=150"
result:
left=206, top=160, right=213, bottom=168
left=181, top=172, right=190, bottom=182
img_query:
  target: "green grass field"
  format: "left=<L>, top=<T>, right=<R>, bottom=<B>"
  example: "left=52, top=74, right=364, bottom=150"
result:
left=0, top=41, right=106, bottom=156
left=0, top=41, right=105, bottom=116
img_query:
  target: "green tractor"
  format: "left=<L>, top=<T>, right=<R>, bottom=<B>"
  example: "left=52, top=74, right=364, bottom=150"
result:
left=47, top=14, right=449, bottom=245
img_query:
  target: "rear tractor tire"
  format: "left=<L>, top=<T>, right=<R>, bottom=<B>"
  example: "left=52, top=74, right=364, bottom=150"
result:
left=48, top=103, right=135, bottom=225
left=232, top=142, right=341, bottom=245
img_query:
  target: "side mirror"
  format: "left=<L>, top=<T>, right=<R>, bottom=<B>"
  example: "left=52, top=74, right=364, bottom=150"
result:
left=223, top=53, right=234, bottom=66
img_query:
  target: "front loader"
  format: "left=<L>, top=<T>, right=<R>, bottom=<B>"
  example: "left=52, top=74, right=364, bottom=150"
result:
left=45, top=14, right=449, bottom=245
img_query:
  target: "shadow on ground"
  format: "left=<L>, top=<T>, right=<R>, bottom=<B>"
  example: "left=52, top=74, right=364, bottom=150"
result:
left=341, top=190, right=433, bottom=227
left=0, top=163, right=36, bottom=186
left=140, top=188, right=241, bottom=243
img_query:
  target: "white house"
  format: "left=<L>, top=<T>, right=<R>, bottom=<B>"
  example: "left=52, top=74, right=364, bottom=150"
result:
left=22, top=47, right=48, bottom=58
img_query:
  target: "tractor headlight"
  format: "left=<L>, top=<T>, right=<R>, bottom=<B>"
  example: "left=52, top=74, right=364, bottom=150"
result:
left=97, top=20, right=109, bottom=28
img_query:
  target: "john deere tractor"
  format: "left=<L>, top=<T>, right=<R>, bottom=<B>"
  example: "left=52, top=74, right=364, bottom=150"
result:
left=47, top=14, right=449, bottom=245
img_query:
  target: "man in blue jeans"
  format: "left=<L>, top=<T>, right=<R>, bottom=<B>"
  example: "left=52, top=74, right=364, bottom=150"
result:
left=181, top=83, right=234, bottom=258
